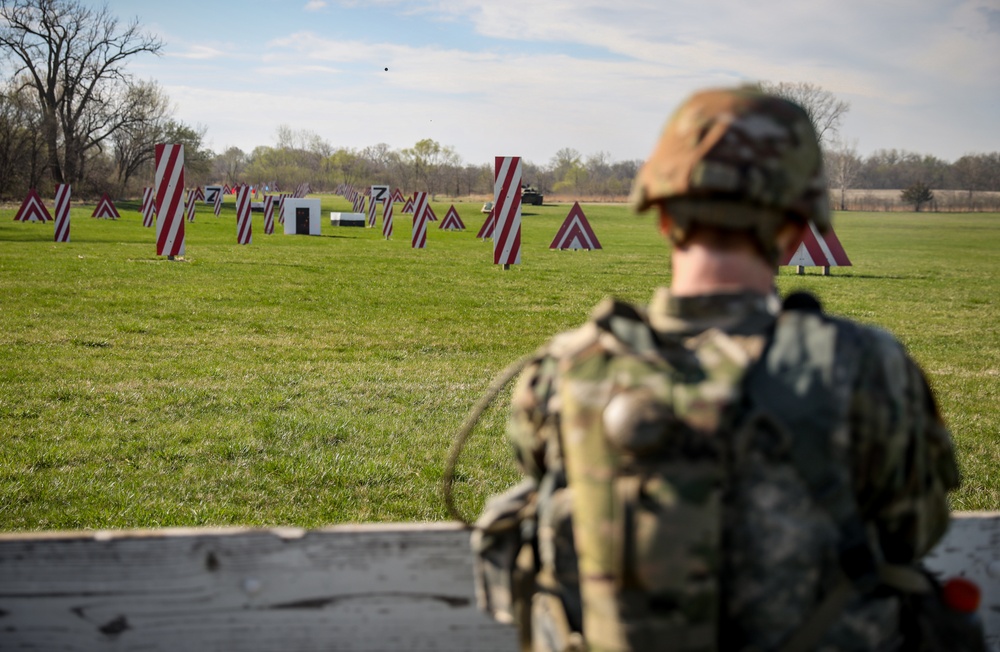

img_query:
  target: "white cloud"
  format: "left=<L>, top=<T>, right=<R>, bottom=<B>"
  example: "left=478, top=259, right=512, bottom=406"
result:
left=169, top=45, right=228, bottom=60
left=149, top=0, right=999, bottom=162
left=304, top=1, right=328, bottom=11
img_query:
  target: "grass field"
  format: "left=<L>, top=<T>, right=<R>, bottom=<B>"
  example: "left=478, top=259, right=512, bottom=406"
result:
left=1, top=197, right=997, bottom=532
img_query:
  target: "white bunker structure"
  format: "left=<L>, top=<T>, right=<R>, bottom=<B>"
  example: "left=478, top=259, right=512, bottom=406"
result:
left=283, top=198, right=322, bottom=235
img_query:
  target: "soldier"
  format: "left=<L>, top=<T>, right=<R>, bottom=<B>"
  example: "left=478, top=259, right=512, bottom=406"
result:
left=472, top=87, right=965, bottom=651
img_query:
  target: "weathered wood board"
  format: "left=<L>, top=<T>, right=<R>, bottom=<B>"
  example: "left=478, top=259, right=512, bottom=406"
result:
left=1, top=515, right=997, bottom=651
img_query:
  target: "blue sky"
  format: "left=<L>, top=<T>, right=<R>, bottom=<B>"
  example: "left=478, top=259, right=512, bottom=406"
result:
left=108, top=0, right=1000, bottom=167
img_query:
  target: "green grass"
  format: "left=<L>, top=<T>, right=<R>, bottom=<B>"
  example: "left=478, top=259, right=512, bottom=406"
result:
left=1, top=201, right=997, bottom=531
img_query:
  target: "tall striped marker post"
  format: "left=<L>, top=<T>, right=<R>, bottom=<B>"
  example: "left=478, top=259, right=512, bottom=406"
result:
left=141, top=187, right=155, bottom=228
left=367, top=194, right=378, bottom=228
left=186, top=190, right=197, bottom=222
left=264, top=195, right=275, bottom=233
left=278, top=194, right=288, bottom=225
left=53, top=184, right=70, bottom=243
left=494, top=156, right=522, bottom=268
left=370, top=185, right=389, bottom=228
left=236, top=184, right=252, bottom=244
left=155, top=144, right=185, bottom=258
left=411, top=191, right=429, bottom=249
left=263, top=195, right=274, bottom=235
left=382, top=195, right=394, bottom=240
left=213, top=187, right=223, bottom=217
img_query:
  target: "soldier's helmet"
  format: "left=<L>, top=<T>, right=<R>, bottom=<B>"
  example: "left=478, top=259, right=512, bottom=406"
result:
left=629, top=86, right=830, bottom=261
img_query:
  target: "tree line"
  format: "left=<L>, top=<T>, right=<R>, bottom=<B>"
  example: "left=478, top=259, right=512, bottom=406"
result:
left=1, top=0, right=998, bottom=212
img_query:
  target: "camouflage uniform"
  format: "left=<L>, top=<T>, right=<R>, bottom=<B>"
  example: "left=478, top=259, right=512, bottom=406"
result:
left=506, top=289, right=958, bottom=651
left=491, top=88, right=960, bottom=652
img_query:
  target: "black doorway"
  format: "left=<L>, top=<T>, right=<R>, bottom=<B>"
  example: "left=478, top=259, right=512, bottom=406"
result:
left=295, top=207, right=310, bottom=234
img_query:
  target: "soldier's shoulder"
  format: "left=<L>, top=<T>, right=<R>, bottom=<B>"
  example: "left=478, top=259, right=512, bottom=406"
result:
left=539, top=297, right=649, bottom=360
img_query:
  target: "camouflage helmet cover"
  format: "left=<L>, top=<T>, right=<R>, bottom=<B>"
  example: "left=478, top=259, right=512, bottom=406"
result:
left=629, top=87, right=831, bottom=254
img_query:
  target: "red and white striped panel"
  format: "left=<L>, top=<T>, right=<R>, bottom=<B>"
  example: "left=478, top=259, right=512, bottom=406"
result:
left=550, top=202, right=601, bottom=250
left=439, top=205, right=465, bottom=231
left=141, top=187, right=155, bottom=227
left=186, top=190, right=197, bottom=222
left=264, top=195, right=275, bottom=229
left=781, top=222, right=852, bottom=268
left=13, top=188, right=52, bottom=222
left=411, top=191, right=429, bottom=249
left=155, top=144, right=185, bottom=257
left=391, top=188, right=405, bottom=203
left=236, top=184, right=252, bottom=245
left=213, top=187, right=223, bottom=216
left=278, top=194, right=288, bottom=224
left=368, top=193, right=378, bottom=228
left=493, top=156, right=522, bottom=265
left=53, top=184, right=70, bottom=242
left=263, top=196, right=274, bottom=235
left=382, top=195, right=394, bottom=239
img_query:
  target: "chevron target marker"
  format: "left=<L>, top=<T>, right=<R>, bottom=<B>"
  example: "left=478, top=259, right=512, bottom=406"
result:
left=439, top=205, right=465, bottom=231
left=13, top=188, right=52, bottom=222
left=550, top=202, right=602, bottom=250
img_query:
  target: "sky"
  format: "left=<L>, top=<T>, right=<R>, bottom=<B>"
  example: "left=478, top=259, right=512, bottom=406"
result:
left=106, top=0, right=1000, bottom=168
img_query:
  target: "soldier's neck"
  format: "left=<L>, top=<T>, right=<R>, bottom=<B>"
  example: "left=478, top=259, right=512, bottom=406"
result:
left=669, top=243, right=775, bottom=297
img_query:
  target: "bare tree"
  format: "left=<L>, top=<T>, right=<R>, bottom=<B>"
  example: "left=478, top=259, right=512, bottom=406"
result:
left=0, top=0, right=164, bottom=185
left=824, top=139, right=863, bottom=211
left=110, top=79, right=171, bottom=194
left=755, top=81, right=849, bottom=148
left=0, top=79, right=45, bottom=195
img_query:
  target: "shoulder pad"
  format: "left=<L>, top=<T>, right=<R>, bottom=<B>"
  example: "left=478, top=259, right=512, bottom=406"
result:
left=591, top=297, right=658, bottom=355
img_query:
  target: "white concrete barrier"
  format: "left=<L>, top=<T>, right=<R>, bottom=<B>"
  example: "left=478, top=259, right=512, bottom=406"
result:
left=0, top=514, right=996, bottom=651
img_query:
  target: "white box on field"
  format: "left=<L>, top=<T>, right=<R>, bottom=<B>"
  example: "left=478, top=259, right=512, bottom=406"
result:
left=283, top=198, right=322, bottom=235
left=330, top=212, right=366, bottom=227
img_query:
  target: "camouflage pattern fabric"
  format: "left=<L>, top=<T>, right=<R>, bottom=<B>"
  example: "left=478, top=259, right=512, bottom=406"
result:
left=504, top=288, right=958, bottom=652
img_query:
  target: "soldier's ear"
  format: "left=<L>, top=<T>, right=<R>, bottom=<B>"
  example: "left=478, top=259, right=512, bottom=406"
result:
left=776, top=220, right=807, bottom=259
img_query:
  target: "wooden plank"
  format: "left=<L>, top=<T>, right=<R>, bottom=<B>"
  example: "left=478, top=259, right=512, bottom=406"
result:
left=0, top=515, right=997, bottom=650
left=0, top=523, right=516, bottom=651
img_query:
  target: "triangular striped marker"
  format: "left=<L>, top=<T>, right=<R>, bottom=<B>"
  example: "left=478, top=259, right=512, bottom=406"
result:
left=401, top=197, right=415, bottom=214
left=550, top=202, right=601, bottom=250
left=439, top=205, right=465, bottom=231
left=13, top=188, right=52, bottom=222
left=781, top=222, right=851, bottom=269
left=424, top=204, right=437, bottom=222
left=91, top=193, right=120, bottom=219
left=476, top=209, right=495, bottom=239
left=391, top=188, right=405, bottom=203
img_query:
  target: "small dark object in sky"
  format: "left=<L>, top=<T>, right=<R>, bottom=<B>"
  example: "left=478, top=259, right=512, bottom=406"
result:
left=384, top=67, right=388, bottom=71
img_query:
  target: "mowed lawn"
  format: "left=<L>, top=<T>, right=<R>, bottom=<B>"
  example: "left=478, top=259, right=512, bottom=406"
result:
left=1, top=198, right=997, bottom=531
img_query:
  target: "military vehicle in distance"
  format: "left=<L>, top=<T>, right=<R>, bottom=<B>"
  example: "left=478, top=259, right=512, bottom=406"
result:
left=521, top=184, right=544, bottom=206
